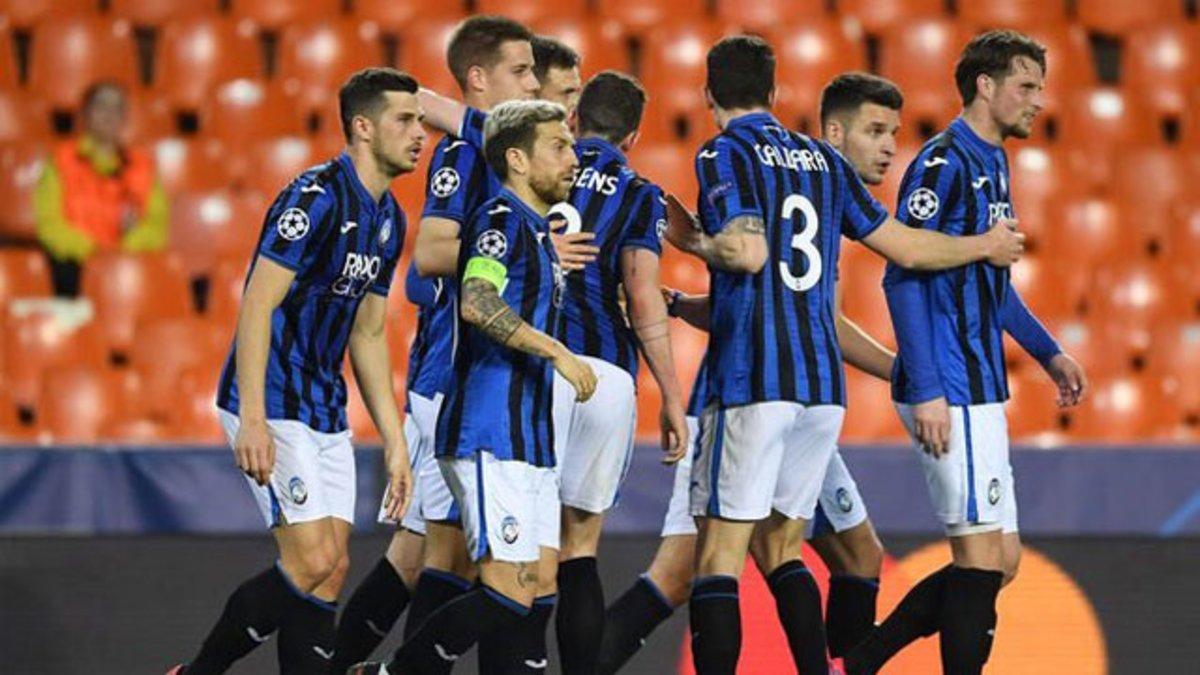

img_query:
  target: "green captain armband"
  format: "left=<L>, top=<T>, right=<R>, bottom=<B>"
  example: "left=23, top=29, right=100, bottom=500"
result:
left=464, top=256, right=509, bottom=293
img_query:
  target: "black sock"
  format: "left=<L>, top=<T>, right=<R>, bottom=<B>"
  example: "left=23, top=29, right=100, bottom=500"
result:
left=826, top=575, right=879, bottom=658
left=388, top=585, right=529, bottom=673
left=688, top=575, right=740, bottom=675
left=846, top=564, right=951, bottom=674
left=597, top=575, right=675, bottom=675
left=186, top=564, right=295, bottom=675
left=332, top=557, right=412, bottom=672
left=276, top=592, right=336, bottom=674
left=403, top=569, right=473, bottom=640
left=939, top=567, right=1003, bottom=675
left=479, top=594, right=556, bottom=674
left=556, top=557, right=604, bottom=675
left=766, top=560, right=828, bottom=673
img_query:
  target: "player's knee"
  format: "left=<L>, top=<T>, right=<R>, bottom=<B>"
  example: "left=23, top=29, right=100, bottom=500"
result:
left=851, top=533, right=885, bottom=578
left=1001, top=547, right=1022, bottom=587
left=294, top=542, right=341, bottom=588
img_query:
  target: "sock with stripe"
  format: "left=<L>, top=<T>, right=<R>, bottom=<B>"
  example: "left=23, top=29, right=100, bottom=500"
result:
left=826, top=574, right=880, bottom=658
left=597, top=575, right=676, bottom=674
left=388, top=585, right=530, bottom=673
left=688, top=575, right=741, bottom=675
left=402, top=568, right=473, bottom=640
left=184, top=564, right=295, bottom=675
left=331, top=557, right=412, bottom=672
left=845, top=564, right=951, bottom=674
left=556, top=556, right=605, bottom=675
left=767, top=560, right=828, bottom=673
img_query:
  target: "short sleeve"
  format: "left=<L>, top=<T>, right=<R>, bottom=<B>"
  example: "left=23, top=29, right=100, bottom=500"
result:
left=695, top=137, right=762, bottom=236
left=462, top=201, right=522, bottom=290
left=829, top=148, right=888, bottom=241
left=620, top=183, right=666, bottom=256
left=421, top=136, right=487, bottom=223
left=404, top=263, right=439, bottom=307
left=256, top=180, right=334, bottom=270
left=459, top=106, right=487, bottom=150
left=894, top=144, right=962, bottom=233
left=369, top=207, right=406, bottom=296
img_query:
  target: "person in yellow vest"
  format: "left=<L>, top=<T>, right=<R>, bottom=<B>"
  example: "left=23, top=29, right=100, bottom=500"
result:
left=33, top=81, right=169, bottom=296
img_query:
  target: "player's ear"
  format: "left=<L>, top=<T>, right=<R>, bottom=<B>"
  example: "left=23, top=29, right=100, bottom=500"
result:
left=506, top=146, right=528, bottom=176
left=466, top=65, right=487, bottom=96
left=620, top=130, right=639, bottom=153
left=824, top=119, right=843, bottom=146
left=351, top=114, right=372, bottom=143
left=767, top=87, right=776, bottom=108
left=976, top=73, right=995, bottom=103
left=703, top=87, right=715, bottom=110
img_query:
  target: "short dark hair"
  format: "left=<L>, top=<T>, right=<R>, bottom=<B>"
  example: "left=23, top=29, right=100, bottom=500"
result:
left=577, top=71, right=646, bottom=145
left=447, top=15, right=535, bottom=92
left=955, top=30, right=1047, bottom=106
left=483, top=100, right=568, bottom=179
left=532, top=36, right=580, bottom=83
left=81, top=80, right=126, bottom=111
left=339, top=67, right=419, bottom=142
left=706, top=36, right=775, bottom=110
left=820, top=72, right=904, bottom=126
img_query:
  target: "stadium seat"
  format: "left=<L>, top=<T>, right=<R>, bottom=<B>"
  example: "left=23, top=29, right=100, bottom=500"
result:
left=1088, top=262, right=1179, bottom=328
left=1066, top=375, right=1175, bottom=442
left=1111, top=145, right=1185, bottom=248
left=842, top=369, right=907, bottom=442
left=475, top=0, right=589, bottom=25
left=1045, top=317, right=1146, bottom=379
left=1060, top=86, right=1158, bottom=151
left=1045, top=196, right=1135, bottom=268
left=27, top=17, right=139, bottom=111
left=838, top=248, right=895, bottom=350
left=123, top=89, right=175, bottom=144
left=172, top=362, right=226, bottom=442
left=769, top=19, right=867, bottom=134
left=957, top=0, right=1068, bottom=30
left=838, top=0, right=945, bottom=35
left=206, top=259, right=252, bottom=329
left=1166, top=198, right=1200, bottom=281
left=156, top=18, right=264, bottom=113
left=0, top=0, right=98, bottom=28
left=1148, top=321, right=1200, bottom=416
left=228, top=0, right=344, bottom=31
left=0, top=141, right=48, bottom=240
left=638, top=21, right=724, bottom=142
left=1008, top=252, right=1085, bottom=320
left=1020, top=24, right=1095, bottom=127
left=0, top=248, right=52, bottom=306
left=0, top=90, right=51, bottom=143
left=1008, top=143, right=1077, bottom=248
left=1124, top=24, right=1200, bottom=120
left=626, top=142, right=697, bottom=210
left=0, top=27, right=17, bottom=90
left=2, top=309, right=107, bottom=410
left=130, top=316, right=226, bottom=422
left=201, top=79, right=307, bottom=146
left=240, top=136, right=319, bottom=196
left=0, top=386, right=34, bottom=442
left=596, top=0, right=709, bottom=36
left=37, top=363, right=132, bottom=443
left=110, top=0, right=221, bottom=27
left=1004, top=369, right=1069, bottom=441
left=531, top=17, right=630, bottom=77
left=351, top=0, right=465, bottom=31
left=398, top=18, right=464, bottom=98
left=171, top=189, right=262, bottom=277
left=154, top=137, right=233, bottom=194
left=1076, top=0, right=1187, bottom=36
left=714, top=0, right=826, bottom=32
left=878, top=18, right=970, bottom=131
left=277, top=21, right=385, bottom=111
left=81, top=252, right=194, bottom=356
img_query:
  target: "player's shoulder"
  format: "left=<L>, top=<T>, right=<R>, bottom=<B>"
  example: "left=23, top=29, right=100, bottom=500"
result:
left=695, top=133, right=738, bottom=162
left=277, top=159, right=340, bottom=209
left=431, top=134, right=480, bottom=164
left=910, top=131, right=965, bottom=173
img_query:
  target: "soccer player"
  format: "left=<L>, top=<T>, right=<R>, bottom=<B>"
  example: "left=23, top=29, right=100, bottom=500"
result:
left=845, top=31, right=1087, bottom=675
left=169, top=68, right=424, bottom=675
left=666, top=37, right=1025, bottom=674
left=350, top=99, right=597, bottom=675
left=598, top=71, right=908, bottom=673
left=531, top=36, right=583, bottom=121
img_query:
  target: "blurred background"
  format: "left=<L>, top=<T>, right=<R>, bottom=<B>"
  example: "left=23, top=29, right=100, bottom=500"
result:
left=0, top=0, right=1198, bottom=673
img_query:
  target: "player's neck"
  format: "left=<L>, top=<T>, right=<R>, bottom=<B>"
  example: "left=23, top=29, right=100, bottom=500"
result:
left=960, top=106, right=1004, bottom=146
left=463, top=91, right=491, bottom=112
left=346, top=146, right=392, bottom=202
left=714, top=106, right=770, bottom=130
left=506, top=180, right=551, bottom=217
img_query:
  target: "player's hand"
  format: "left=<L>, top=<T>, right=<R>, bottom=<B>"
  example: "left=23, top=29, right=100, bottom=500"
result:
left=382, top=439, right=413, bottom=522
left=553, top=349, right=597, bottom=401
left=659, top=397, right=689, bottom=464
left=981, top=218, right=1025, bottom=267
left=233, top=417, right=275, bottom=486
left=1045, top=352, right=1088, bottom=408
left=550, top=229, right=599, bottom=271
left=664, top=193, right=704, bottom=254
left=913, top=397, right=951, bottom=458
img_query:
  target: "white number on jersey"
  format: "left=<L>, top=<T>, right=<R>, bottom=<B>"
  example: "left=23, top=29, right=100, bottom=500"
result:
left=779, top=194, right=822, bottom=292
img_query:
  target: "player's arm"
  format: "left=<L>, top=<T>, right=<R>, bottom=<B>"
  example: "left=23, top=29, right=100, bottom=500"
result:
left=664, top=193, right=767, bottom=273
left=860, top=216, right=1024, bottom=271
left=349, top=293, right=412, bottom=520
left=664, top=287, right=710, bottom=332
left=622, top=248, right=688, bottom=462
left=1001, top=284, right=1087, bottom=407
left=414, top=217, right=462, bottom=277
left=417, top=87, right=468, bottom=137
left=835, top=284, right=894, bottom=382
left=884, top=261, right=950, bottom=456
left=460, top=259, right=597, bottom=401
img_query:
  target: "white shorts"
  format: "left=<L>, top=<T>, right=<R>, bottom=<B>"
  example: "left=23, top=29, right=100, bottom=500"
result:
left=805, top=450, right=870, bottom=539
left=553, top=357, right=637, bottom=513
left=218, top=409, right=356, bottom=528
left=660, top=416, right=700, bottom=537
left=377, top=392, right=444, bottom=534
left=895, top=402, right=1018, bottom=535
left=438, top=453, right=561, bottom=563
left=690, top=401, right=845, bottom=522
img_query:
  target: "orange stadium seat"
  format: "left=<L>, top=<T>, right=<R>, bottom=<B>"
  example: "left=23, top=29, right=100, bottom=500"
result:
left=714, top=0, right=826, bottom=33
left=838, top=0, right=945, bottom=35
left=626, top=141, right=697, bottom=209
left=1044, top=196, right=1135, bottom=269
left=110, top=0, right=221, bottom=27
left=398, top=18, right=462, bottom=98
left=153, top=137, right=233, bottom=193
left=0, top=27, right=17, bottom=90
left=130, top=316, right=226, bottom=422
left=475, top=0, right=589, bottom=25
left=0, top=386, right=34, bottom=442
left=1007, top=252, right=1085, bottom=320
left=201, top=79, right=307, bottom=145
left=838, top=247, right=894, bottom=350
left=27, top=18, right=139, bottom=111
left=1060, top=87, right=1159, bottom=151
left=1045, top=316, right=1147, bottom=379
left=351, top=0, right=465, bottom=32
left=37, top=364, right=133, bottom=443
left=0, top=141, right=48, bottom=240
left=841, top=369, right=906, bottom=442
left=0, top=91, right=52, bottom=143
left=277, top=21, right=385, bottom=111
left=1088, top=262, right=1180, bottom=329
left=1112, top=145, right=1185, bottom=248
left=0, top=0, right=97, bottom=28
left=638, top=20, right=724, bottom=142
left=172, top=362, right=226, bottom=442
left=1066, top=375, right=1176, bottom=442
left=227, top=0, right=344, bottom=31
left=1124, top=24, right=1200, bottom=120
left=1021, top=24, right=1095, bottom=128
left=878, top=18, right=970, bottom=131
left=123, top=89, right=175, bottom=143
left=171, top=189, right=263, bottom=276
left=531, top=17, right=630, bottom=77
left=1076, top=0, right=1187, bottom=36
left=1148, top=321, right=1200, bottom=415
left=1007, top=142, right=1077, bottom=248
left=81, top=252, right=194, bottom=355
left=240, top=136, right=319, bottom=196
left=769, top=19, right=867, bottom=134
left=156, top=18, right=264, bottom=112
left=0, top=248, right=52, bottom=306
left=596, top=0, right=709, bottom=36
left=1166, top=198, right=1200, bottom=278
left=958, top=0, right=1068, bottom=30
left=2, top=310, right=106, bottom=409
left=1004, top=369, right=1069, bottom=441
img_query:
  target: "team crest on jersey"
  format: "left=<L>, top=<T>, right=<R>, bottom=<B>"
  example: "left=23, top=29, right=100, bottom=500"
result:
left=988, top=478, right=1001, bottom=505
left=906, top=187, right=940, bottom=220
left=277, top=207, right=311, bottom=241
left=836, top=487, right=854, bottom=513
left=379, top=218, right=392, bottom=245
left=476, top=229, right=508, bottom=259
left=655, top=218, right=668, bottom=241
left=431, top=167, right=461, bottom=198
left=501, top=515, right=520, bottom=544
left=288, top=476, right=308, bottom=505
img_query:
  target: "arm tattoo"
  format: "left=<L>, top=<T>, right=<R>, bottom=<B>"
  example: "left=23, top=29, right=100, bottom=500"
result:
left=462, top=277, right=522, bottom=344
left=728, top=215, right=766, bottom=235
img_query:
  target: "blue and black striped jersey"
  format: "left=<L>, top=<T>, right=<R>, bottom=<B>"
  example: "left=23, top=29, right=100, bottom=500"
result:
left=217, top=153, right=405, bottom=432
left=697, top=112, right=888, bottom=409
left=436, top=190, right=566, bottom=468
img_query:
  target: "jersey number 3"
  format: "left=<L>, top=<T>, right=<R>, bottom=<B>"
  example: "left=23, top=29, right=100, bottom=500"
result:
left=779, top=194, right=822, bottom=292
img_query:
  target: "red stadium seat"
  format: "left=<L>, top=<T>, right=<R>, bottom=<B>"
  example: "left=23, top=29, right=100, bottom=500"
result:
left=638, top=20, right=724, bottom=142
left=2, top=310, right=107, bottom=409
left=110, top=0, right=221, bottom=27
left=0, top=248, right=52, bottom=306
left=0, top=141, right=48, bottom=240
left=769, top=19, right=868, bottom=134
left=531, top=17, right=630, bottom=77
left=81, top=252, right=194, bottom=355
left=1076, top=0, right=1187, bottom=36
left=201, top=79, right=307, bottom=145
left=156, top=18, right=264, bottom=112
left=27, top=18, right=139, bottom=111
left=596, top=0, right=708, bottom=36
left=958, top=0, right=1068, bottom=30
left=0, top=0, right=97, bottom=28
left=351, top=0, right=464, bottom=31
left=839, top=0, right=945, bottom=35
left=37, top=364, right=133, bottom=443
left=277, top=21, right=385, bottom=111
left=228, top=0, right=343, bottom=31
left=0, top=90, right=52, bottom=143
left=171, top=189, right=262, bottom=276
left=475, top=0, right=589, bottom=25
left=130, top=317, right=226, bottom=422
left=715, top=0, right=826, bottom=32
left=398, top=18, right=463, bottom=98
left=153, top=137, right=233, bottom=193
left=878, top=18, right=970, bottom=130
left=1124, top=24, right=1200, bottom=120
